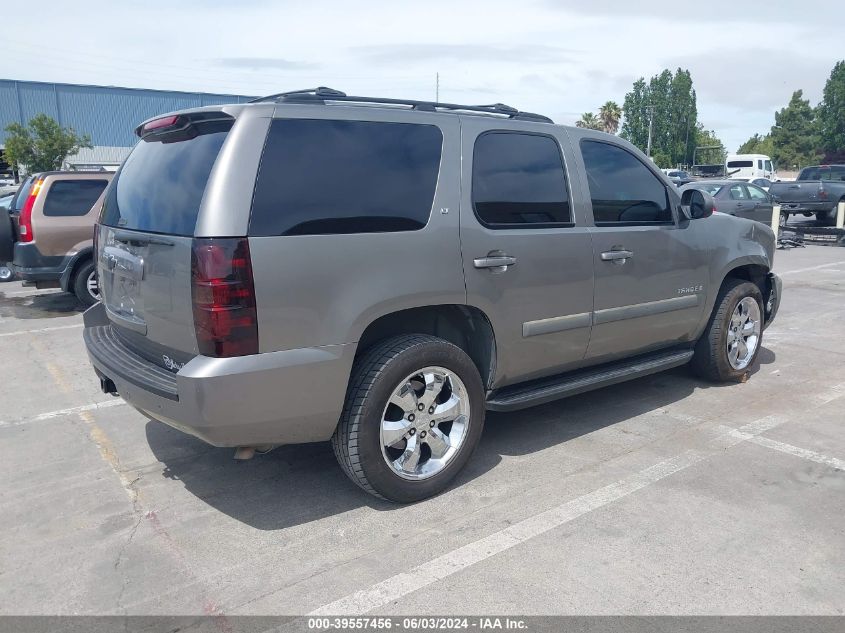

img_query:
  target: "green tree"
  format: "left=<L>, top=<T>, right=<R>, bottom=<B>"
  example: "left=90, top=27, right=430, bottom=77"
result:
left=818, top=60, right=845, bottom=155
left=575, top=112, right=603, bottom=130
left=737, top=133, right=774, bottom=156
left=621, top=68, right=697, bottom=166
left=3, top=114, right=92, bottom=173
left=598, top=101, right=622, bottom=134
left=770, top=90, right=820, bottom=170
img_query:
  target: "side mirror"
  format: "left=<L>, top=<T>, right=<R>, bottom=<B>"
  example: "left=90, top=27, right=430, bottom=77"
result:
left=681, top=189, right=715, bottom=220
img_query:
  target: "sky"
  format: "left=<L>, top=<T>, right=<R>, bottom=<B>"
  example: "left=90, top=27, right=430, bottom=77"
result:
left=3, top=0, right=844, bottom=154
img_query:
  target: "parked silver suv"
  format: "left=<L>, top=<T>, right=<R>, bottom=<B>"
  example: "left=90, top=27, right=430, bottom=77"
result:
left=84, top=88, right=782, bottom=502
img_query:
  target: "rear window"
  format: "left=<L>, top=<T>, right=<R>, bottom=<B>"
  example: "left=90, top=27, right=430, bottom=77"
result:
left=727, top=160, right=753, bottom=168
left=10, top=177, right=34, bottom=212
left=43, top=180, right=108, bottom=216
left=100, top=120, right=231, bottom=236
left=249, top=119, right=443, bottom=236
left=798, top=166, right=845, bottom=182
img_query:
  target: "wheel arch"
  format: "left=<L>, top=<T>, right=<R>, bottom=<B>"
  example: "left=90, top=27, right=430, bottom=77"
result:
left=355, top=304, right=497, bottom=390
left=60, top=247, right=94, bottom=292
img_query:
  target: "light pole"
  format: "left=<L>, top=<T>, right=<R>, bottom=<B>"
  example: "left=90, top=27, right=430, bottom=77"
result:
left=646, top=105, right=654, bottom=159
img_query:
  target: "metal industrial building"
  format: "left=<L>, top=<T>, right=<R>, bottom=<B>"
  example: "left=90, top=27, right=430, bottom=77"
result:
left=0, top=79, right=253, bottom=171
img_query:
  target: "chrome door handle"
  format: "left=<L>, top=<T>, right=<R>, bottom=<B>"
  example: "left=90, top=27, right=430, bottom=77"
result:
left=474, top=254, right=517, bottom=272
left=600, top=249, right=634, bottom=262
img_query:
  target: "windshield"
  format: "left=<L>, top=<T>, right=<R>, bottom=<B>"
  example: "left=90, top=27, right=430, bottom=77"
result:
left=798, top=166, right=845, bottom=181
left=100, top=120, right=232, bottom=236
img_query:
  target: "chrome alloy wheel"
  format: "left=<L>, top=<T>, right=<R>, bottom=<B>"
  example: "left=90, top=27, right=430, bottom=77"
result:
left=727, top=297, right=761, bottom=370
left=380, top=366, right=470, bottom=481
left=86, top=270, right=99, bottom=301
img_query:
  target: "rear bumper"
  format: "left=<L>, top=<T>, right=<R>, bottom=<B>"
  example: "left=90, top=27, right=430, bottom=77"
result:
left=10, top=242, right=69, bottom=282
left=777, top=201, right=833, bottom=214
left=82, top=303, right=355, bottom=447
left=764, top=272, right=782, bottom=330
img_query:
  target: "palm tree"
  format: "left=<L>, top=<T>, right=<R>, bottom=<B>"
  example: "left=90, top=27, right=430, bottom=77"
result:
left=576, top=112, right=602, bottom=130
left=598, top=101, right=622, bottom=134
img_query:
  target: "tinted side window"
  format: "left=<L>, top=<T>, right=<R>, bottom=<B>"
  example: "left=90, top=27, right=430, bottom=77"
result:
left=249, top=119, right=443, bottom=236
left=729, top=185, right=748, bottom=200
left=43, top=180, right=108, bottom=216
left=472, top=132, right=571, bottom=228
left=747, top=185, right=768, bottom=200
left=580, top=140, right=672, bottom=224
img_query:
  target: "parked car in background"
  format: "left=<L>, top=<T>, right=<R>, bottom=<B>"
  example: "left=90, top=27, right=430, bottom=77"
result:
left=83, top=89, right=781, bottom=502
left=681, top=180, right=776, bottom=225
left=725, top=154, right=776, bottom=180
left=733, top=177, right=773, bottom=192
left=1, top=171, right=113, bottom=304
left=663, top=169, right=694, bottom=186
left=768, top=165, right=845, bottom=226
left=0, top=192, right=13, bottom=210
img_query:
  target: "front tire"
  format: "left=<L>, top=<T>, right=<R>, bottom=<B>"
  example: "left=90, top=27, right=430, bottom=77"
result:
left=332, top=334, right=485, bottom=503
left=691, top=279, right=764, bottom=382
left=73, top=260, right=99, bottom=307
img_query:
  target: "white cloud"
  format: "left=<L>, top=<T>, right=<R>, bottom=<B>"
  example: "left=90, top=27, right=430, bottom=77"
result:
left=4, top=0, right=844, bottom=153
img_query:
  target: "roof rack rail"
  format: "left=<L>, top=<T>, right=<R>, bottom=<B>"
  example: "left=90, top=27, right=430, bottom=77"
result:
left=248, top=87, right=553, bottom=123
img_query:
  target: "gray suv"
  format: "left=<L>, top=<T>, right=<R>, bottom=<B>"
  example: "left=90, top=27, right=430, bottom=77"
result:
left=83, top=88, right=782, bottom=502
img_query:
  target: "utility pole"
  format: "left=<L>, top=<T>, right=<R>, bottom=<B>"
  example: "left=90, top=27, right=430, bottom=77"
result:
left=436, top=72, right=440, bottom=103
left=646, top=105, right=654, bottom=159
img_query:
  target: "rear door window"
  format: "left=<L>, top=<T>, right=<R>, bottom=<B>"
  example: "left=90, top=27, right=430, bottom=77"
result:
left=580, top=140, right=672, bottom=225
left=101, top=120, right=232, bottom=236
left=249, top=119, right=443, bottom=236
left=729, top=184, right=749, bottom=200
left=43, top=180, right=108, bottom=216
left=472, top=132, right=571, bottom=228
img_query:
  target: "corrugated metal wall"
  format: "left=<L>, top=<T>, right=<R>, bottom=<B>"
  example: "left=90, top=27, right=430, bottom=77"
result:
left=0, top=79, right=254, bottom=149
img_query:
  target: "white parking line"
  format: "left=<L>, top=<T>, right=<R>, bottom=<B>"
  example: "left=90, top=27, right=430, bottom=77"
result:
left=0, top=399, right=126, bottom=428
left=0, top=323, right=83, bottom=337
left=780, top=260, right=845, bottom=276
left=308, top=415, right=787, bottom=616
left=0, top=288, right=63, bottom=297
left=722, top=427, right=845, bottom=471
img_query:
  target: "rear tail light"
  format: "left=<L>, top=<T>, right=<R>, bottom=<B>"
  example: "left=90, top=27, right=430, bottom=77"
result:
left=19, top=178, right=43, bottom=243
left=819, top=187, right=828, bottom=200
left=191, top=238, right=258, bottom=357
left=143, top=115, right=180, bottom=132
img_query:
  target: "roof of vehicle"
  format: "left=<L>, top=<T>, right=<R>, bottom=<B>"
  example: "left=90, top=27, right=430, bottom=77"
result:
left=683, top=180, right=736, bottom=186
left=31, top=171, right=113, bottom=178
left=247, top=86, right=554, bottom=123
left=137, top=86, right=560, bottom=133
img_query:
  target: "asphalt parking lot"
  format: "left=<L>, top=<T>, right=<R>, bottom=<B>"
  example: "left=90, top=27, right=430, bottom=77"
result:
left=1, top=245, right=843, bottom=618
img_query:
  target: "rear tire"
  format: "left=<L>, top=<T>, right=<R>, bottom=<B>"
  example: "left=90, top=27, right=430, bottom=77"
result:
left=73, top=260, right=99, bottom=307
left=332, top=334, right=485, bottom=503
left=691, top=279, right=764, bottom=382
left=815, top=205, right=837, bottom=226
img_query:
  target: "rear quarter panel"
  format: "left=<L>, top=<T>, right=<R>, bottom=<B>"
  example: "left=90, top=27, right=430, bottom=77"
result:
left=247, top=106, right=465, bottom=352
